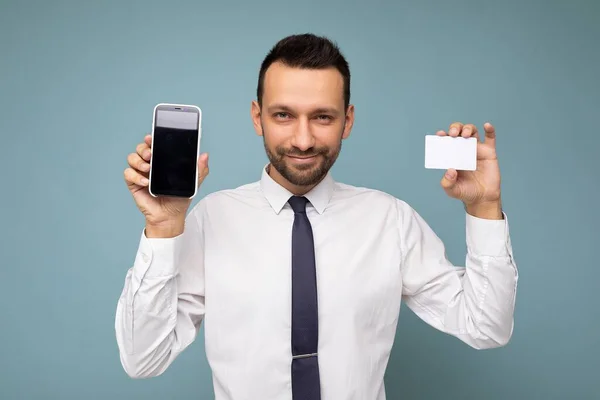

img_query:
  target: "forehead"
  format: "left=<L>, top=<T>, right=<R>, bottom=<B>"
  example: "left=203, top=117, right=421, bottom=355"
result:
left=262, top=62, right=344, bottom=111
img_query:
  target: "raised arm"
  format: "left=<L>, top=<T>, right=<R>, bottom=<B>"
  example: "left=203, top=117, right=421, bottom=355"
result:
left=398, top=200, right=518, bottom=349
left=115, top=207, right=206, bottom=377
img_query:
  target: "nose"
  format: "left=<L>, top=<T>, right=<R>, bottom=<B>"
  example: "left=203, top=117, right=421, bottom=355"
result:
left=290, top=118, right=316, bottom=151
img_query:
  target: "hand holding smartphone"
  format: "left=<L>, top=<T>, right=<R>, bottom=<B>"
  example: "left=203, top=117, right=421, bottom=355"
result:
left=149, top=103, right=203, bottom=198
left=123, top=103, right=207, bottom=238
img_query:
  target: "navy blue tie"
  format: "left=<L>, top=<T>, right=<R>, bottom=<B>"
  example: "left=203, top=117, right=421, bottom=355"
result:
left=288, top=196, right=321, bottom=400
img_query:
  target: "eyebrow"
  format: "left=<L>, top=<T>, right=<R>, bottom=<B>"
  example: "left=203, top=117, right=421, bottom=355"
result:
left=267, top=104, right=341, bottom=116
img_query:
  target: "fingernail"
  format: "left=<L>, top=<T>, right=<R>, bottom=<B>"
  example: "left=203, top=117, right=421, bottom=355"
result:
left=449, top=128, right=457, bottom=135
left=141, top=178, right=149, bottom=185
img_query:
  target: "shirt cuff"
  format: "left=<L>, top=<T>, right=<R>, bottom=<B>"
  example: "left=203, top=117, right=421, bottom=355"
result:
left=465, top=211, right=511, bottom=257
left=132, top=228, right=184, bottom=279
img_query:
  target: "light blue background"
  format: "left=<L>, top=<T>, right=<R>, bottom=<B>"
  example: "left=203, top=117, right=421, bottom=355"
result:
left=1, top=0, right=599, bottom=399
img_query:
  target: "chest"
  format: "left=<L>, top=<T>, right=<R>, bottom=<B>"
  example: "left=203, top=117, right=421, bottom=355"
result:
left=202, top=204, right=404, bottom=326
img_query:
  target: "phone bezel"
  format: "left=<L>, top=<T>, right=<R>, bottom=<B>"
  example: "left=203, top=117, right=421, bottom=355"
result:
left=148, top=103, right=202, bottom=199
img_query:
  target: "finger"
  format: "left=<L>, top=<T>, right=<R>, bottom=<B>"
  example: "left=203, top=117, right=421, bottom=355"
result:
left=136, top=142, right=151, bottom=162
left=127, top=152, right=150, bottom=174
left=448, top=122, right=463, bottom=137
left=144, top=134, right=152, bottom=147
left=461, top=124, right=479, bottom=140
left=483, top=122, right=496, bottom=147
left=435, top=130, right=446, bottom=136
left=440, top=168, right=458, bottom=190
left=197, top=152, right=210, bottom=186
left=124, top=167, right=149, bottom=187
left=477, top=142, right=497, bottom=160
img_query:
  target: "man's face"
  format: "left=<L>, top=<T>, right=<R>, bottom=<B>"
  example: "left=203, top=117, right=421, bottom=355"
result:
left=252, top=62, right=354, bottom=188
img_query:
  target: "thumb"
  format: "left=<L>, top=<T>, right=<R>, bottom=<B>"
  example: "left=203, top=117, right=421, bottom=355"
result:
left=440, top=168, right=458, bottom=190
left=197, top=152, right=210, bottom=186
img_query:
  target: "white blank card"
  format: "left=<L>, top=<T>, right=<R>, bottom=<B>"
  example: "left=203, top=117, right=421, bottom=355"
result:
left=424, top=135, right=477, bottom=171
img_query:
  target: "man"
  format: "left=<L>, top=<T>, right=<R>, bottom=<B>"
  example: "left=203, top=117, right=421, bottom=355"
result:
left=116, top=33, right=518, bottom=400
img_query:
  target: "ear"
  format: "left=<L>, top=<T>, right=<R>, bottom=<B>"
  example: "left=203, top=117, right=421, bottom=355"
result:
left=251, top=100, right=263, bottom=136
left=342, top=104, right=355, bottom=140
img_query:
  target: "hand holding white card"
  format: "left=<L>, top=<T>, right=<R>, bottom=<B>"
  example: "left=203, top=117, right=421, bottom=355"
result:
left=424, top=135, right=477, bottom=171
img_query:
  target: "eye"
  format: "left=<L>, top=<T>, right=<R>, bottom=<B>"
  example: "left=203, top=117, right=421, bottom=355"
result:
left=274, top=112, right=290, bottom=119
left=316, top=115, right=333, bottom=122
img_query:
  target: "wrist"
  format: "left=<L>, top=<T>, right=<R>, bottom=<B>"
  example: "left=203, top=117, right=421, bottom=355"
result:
left=145, top=218, right=185, bottom=238
left=464, top=200, right=503, bottom=220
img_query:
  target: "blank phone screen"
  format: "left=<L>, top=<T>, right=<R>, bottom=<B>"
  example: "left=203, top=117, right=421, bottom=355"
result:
left=150, top=109, right=199, bottom=198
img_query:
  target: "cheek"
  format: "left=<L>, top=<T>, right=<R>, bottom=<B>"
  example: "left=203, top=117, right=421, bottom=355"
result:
left=262, top=127, right=288, bottom=151
left=314, top=125, right=343, bottom=148
left=263, top=121, right=296, bottom=145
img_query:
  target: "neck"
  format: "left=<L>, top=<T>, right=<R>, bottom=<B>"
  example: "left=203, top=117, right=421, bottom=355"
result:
left=267, top=164, right=319, bottom=196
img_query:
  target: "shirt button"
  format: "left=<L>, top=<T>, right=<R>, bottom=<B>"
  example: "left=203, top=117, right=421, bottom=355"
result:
left=141, top=253, right=150, bottom=263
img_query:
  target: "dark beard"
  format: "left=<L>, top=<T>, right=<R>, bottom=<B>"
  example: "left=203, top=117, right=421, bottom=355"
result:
left=262, top=126, right=343, bottom=187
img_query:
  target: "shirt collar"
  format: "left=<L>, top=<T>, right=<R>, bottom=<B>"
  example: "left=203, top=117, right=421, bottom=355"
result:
left=260, top=164, right=335, bottom=215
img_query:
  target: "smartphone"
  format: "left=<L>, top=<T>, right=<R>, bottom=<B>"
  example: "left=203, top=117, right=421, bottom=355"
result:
left=148, top=103, right=202, bottom=198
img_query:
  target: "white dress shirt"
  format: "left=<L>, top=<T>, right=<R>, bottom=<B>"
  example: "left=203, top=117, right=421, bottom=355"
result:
left=115, top=165, right=518, bottom=400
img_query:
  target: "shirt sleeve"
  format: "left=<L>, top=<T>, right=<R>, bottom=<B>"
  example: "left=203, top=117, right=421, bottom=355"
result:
left=397, top=199, right=518, bottom=349
left=115, top=201, right=206, bottom=378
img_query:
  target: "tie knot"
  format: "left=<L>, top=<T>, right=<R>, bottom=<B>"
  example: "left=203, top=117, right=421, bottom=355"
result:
left=288, top=196, right=309, bottom=213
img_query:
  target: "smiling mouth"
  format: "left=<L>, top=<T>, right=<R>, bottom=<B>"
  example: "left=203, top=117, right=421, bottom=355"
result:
left=286, top=154, right=319, bottom=164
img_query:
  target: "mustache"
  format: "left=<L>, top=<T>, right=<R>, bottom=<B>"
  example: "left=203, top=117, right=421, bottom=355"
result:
left=277, top=147, right=328, bottom=157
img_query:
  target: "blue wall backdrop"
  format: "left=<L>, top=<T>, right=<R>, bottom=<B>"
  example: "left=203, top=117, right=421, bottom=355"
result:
left=1, top=0, right=599, bottom=398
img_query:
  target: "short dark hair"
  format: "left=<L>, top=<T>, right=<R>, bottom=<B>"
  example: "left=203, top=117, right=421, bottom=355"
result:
left=256, top=33, right=351, bottom=109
